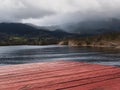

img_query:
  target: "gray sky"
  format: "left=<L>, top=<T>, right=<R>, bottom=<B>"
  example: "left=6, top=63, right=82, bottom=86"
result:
left=0, top=0, right=120, bottom=26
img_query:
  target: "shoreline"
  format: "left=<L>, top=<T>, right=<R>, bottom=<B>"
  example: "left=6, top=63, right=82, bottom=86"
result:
left=0, top=44, right=120, bottom=48
left=59, top=41, right=120, bottom=49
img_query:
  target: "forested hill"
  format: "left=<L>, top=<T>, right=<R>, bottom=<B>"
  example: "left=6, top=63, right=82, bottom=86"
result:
left=0, top=23, right=75, bottom=45
left=0, top=23, right=74, bottom=38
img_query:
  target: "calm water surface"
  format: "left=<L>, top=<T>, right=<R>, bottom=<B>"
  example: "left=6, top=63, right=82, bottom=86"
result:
left=0, top=45, right=120, bottom=66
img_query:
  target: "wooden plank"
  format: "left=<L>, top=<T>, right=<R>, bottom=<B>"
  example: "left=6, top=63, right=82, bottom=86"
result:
left=0, top=61, right=119, bottom=90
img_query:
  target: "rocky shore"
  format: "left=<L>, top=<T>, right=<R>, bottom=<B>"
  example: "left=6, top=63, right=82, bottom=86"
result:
left=59, top=40, right=120, bottom=49
left=59, top=33, right=120, bottom=49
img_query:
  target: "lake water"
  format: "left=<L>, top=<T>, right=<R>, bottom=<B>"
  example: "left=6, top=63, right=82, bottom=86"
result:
left=0, top=45, right=120, bottom=66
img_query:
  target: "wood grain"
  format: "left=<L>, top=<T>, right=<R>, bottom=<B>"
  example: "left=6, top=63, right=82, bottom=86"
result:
left=0, top=61, right=119, bottom=90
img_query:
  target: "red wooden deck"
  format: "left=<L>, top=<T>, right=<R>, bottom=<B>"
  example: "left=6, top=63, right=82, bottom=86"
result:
left=0, top=61, right=120, bottom=90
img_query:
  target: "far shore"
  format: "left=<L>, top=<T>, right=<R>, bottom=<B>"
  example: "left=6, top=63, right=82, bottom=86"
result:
left=0, top=44, right=120, bottom=49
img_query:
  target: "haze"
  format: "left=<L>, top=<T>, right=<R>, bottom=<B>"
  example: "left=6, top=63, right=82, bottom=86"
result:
left=0, top=0, right=120, bottom=26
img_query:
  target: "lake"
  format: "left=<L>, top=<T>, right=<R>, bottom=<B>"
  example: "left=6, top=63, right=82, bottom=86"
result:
left=0, top=45, right=120, bottom=66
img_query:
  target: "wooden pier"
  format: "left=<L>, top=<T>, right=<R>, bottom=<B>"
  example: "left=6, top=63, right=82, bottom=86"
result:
left=0, top=61, right=120, bottom=90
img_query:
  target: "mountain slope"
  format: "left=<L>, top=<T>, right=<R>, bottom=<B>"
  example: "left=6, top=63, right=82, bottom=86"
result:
left=63, top=18, right=120, bottom=35
left=0, top=23, right=74, bottom=38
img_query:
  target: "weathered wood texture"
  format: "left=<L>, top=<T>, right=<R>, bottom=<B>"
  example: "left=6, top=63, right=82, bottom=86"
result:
left=0, top=61, right=120, bottom=90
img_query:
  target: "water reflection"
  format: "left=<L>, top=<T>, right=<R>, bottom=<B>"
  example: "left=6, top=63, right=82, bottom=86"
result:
left=0, top=45, right=120, bottom=66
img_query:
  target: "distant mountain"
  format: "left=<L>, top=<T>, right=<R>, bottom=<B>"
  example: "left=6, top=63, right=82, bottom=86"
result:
left=27, top=23, right=61, bottom=31
left=0, top=23, right=74, bottom=38
left=62, top=18, right=120, bottom=35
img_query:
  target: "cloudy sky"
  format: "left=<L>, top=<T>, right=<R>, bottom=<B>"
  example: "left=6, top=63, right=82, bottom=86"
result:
left=0, top=0, right=120, bottom=26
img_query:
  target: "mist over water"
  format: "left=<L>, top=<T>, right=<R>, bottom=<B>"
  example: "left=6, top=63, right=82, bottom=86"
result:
left=0, top=45, right=120, bottom=66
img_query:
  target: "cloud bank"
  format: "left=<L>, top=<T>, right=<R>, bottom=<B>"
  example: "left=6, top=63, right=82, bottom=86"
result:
left=0, top=0, right=120, bottom=26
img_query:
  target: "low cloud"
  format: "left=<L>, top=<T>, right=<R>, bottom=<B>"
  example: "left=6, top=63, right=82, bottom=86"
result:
left=0, top=0, right=120, bottom=26
left=0, top=0, right=54, bottom=22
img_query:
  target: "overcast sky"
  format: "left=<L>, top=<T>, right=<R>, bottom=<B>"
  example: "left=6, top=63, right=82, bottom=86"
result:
left=0, top=0, right=120, bottom=26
